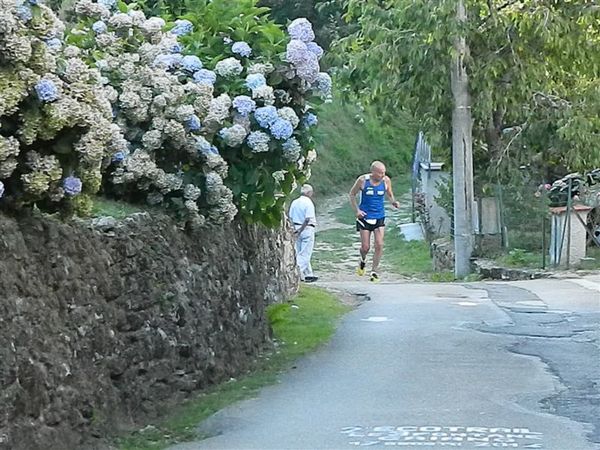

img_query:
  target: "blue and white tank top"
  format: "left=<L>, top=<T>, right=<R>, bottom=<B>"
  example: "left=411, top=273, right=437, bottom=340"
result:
left=359, top=175, right=386, bottom=220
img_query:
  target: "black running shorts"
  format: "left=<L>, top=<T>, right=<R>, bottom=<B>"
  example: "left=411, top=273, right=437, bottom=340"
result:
left=356, top=217, right=385, bottom=232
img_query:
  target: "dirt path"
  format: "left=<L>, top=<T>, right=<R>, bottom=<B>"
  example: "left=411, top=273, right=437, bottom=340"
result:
left=312, top=191, right=417, bottom=282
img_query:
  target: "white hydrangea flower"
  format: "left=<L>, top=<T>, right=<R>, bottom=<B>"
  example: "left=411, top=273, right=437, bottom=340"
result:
left=140, top=17, right=165, bottom=35
left=277, top=107, right=299, bottom=129
left=128, top=9, right=146, bottom=26
left=95, top=32, right=118, bottom=48
left=247, top=63, right=275, bottom=75
left=184, top=184, right=202, bottom=201
left=220, top=124, right=247, bottom=147
left=174, top=104, right=195, bottom=122
left=185, top=199, right=199, bottom=213
left=74, top=0, right=111, bottom=20
left=142, top=129, right=163, bottom=150
left=251, top=85, right=275, bottom=105
left=272, top=170, right=286, bottom=183
left=214, top=57, right=243, bottom=78
left=63, top=45, right=81, bottom=58
left=204, top=93, right=232, bottom=129
left=109, top=13, right=133, bottom=29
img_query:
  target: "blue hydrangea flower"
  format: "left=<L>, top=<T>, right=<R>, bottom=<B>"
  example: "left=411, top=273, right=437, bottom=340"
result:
left=35, top=79, right=59, bottom=103
left=314, top=72, right=332, bottom=97
left=286, top=39, right=310, bottom=65
left=288, top=18, right=315, bottom=43
left=195, top=136, right=219, bottom=155
left=193, top=69, right=217, bottom=85
left=181, top=55, right=203, bottom=73
left=16, top=5, right=32, bottom=22
left=282, top=138, right=301, bottom=161
left=232, top=96, right=256, bottom=116
left=245, top=73, right=266, bottom=91
left=92, top=20, right=107, bottom=34
left=186, top=115, right=202, bottom=131
left=254, top=106, right=278, bottom=129
left=170, top=43, right=183, bottom=54
left=99, top=0, right=116, bottom=10
left=232, top=41, right=252, bottom=58
left=28, top=0, right=39, bottom=4
left=63, top=176, right=82, bottom=196
left=246, top=131, right=271, bottom=153
left=171, top=19, right=193, bottom=36
left=45, top=38, right=62, bottom=52
left=153, top=54, right=182, bottom=70
left=303, top=112, right=318, bottom=128
left=112, top=152, right=126, bottom=163
left=270, top=118, right=294, bottom=140
left=307, top=42, right=324, bottom=59
left=0, top=181, right=4, bottom=199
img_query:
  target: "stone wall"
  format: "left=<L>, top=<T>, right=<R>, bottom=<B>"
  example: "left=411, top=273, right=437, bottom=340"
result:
left=431, top=237, right=455, bottom=272
left=0, top=212, right=298, bottom=450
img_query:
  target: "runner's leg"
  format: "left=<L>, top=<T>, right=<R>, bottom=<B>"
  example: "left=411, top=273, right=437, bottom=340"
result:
left=372, top=225, right=385, bottom=273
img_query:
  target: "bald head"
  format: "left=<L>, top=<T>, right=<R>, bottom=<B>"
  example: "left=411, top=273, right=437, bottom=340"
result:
left=371, top=161, right=385, bottom=171
left=370, top=161, right=386, bottom=182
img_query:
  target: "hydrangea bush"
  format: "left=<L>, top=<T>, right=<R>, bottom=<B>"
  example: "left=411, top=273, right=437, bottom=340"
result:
left=0, top=0, right=125, bottom=214
left=1, top=0, right=330, bottom=227
left=158, top=0, right=331, bottom=225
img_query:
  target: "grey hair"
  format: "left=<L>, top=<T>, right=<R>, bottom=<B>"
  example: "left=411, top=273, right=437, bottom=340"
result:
left=301, top=184, right=314, bottom=195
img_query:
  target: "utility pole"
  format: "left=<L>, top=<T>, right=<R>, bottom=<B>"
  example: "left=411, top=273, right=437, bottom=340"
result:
left=451, top=0, right=475, bottom=277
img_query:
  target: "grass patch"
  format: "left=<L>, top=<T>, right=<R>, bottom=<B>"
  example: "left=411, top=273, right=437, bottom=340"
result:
left=496, top=248, right=544, bottom=269
left=310, top=97, right=415, bottom=195
left=91, top=197, right=146, bottom=219
left=116, top=286, right=349, bottom=450
left=385, top=234, right=433, bottom=275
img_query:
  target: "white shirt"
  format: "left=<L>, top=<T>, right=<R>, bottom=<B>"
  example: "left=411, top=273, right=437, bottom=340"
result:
left=288, top=195, right=317, bottom=227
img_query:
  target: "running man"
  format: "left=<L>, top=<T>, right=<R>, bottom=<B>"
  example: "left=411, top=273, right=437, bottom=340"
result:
left=349, top=161, right=400, bottom=282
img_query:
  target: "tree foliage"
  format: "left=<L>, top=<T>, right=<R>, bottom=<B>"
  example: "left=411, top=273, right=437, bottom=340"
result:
left=338, top=0, right=600, bottom=185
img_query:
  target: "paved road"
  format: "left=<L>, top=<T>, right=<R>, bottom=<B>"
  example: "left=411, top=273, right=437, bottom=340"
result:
left=171, top=277, right=600, bottom=450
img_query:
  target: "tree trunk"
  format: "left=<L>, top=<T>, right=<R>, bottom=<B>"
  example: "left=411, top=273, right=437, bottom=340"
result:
left=451, top=0, right=475, bottom=277
left=485, top=107, right=505, bottom=166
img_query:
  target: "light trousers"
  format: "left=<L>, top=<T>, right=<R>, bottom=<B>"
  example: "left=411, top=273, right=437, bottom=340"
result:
left=295, top=227, right=315, bottom=279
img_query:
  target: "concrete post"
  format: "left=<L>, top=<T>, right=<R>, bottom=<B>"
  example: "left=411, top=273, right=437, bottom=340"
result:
left=549, top=205, right=592, bottom=267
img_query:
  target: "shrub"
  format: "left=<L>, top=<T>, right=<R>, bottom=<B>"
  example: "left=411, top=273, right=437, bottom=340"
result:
left=0, top=0, right=126, bottom=215
left=62, top=0, right=330, bottom=226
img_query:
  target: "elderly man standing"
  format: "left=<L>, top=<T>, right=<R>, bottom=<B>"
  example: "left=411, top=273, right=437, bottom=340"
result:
left=288, top=184, right=318, bottom=283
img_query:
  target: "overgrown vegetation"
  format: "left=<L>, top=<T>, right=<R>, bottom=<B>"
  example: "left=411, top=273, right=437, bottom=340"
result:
left=117, top=286, right=349, bottom=450
left=309, top=98, right=414, bottom=195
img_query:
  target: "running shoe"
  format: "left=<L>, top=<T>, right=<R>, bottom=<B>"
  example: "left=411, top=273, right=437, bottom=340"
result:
left=356, top=259, right=366, bottom=276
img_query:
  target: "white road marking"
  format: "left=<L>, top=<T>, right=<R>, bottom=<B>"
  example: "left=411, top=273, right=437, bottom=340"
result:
left=361, top=316, right=391, bottom=322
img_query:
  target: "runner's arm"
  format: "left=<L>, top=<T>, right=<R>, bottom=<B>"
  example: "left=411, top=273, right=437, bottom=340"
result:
left=385, top=176, right=400, bottom=208
left=349, top=176, right=366, bottom=218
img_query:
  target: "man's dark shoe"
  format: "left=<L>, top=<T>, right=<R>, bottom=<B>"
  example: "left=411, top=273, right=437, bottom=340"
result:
left=304, top=276, right=319, bottom=283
